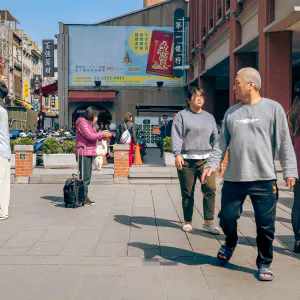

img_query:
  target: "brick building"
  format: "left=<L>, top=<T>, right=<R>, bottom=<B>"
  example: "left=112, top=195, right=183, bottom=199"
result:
left=188, top=0, right=300, bottom=125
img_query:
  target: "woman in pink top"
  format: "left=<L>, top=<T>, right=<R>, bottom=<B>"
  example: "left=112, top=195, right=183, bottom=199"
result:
left=75, top=107, right=112, bottom=205
left=288, top=82, right=300, bottom=253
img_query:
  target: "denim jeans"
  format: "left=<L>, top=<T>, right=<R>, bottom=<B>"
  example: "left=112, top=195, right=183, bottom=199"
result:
left=177, top=159, right=216, bottom=222
left=219, top=180, right=278, bottom=268
left=292, top=180, right=300, bottom=242
left=77, top=156, right=93, bottom=199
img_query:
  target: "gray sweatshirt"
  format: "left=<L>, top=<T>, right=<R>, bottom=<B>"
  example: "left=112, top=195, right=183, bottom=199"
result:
left=205, top=98, right=298, bottom=181
left=172, top=109, right=218, bottom=157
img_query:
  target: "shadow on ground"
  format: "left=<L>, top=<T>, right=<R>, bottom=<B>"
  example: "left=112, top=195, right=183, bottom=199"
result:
left=128, top=242, right=257, bottom=277
left=114, top=215, right=299, bottom=260
left=41, top=196, right=65, bottom=207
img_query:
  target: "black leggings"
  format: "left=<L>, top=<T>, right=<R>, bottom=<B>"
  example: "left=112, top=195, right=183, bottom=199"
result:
left=292, top=180, right=300, bottom=242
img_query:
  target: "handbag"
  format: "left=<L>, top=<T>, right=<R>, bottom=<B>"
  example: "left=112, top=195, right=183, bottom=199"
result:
left=96, top=140, right=108, bottom=156
left=120, top=123, right=132, bottom=144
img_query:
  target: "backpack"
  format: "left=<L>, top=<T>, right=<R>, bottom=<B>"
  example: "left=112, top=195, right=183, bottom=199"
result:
left=120, top=122, right=132, bottom=144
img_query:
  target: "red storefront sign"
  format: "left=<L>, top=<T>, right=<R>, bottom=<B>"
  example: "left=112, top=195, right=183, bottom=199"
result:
left=146, top=30, right=174, bottom=78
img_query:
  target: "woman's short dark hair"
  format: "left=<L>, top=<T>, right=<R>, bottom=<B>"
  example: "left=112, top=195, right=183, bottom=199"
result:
left=83, top=106, right=99, bottom=121
left=186, top=87, right=205, bottom=100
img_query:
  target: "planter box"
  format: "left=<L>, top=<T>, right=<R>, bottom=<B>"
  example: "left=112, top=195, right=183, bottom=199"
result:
left=163, top=152, right=175, bottom=167
left=10, top=154, right=37, bottom=169
left=43, top=154, right=77, bottom=169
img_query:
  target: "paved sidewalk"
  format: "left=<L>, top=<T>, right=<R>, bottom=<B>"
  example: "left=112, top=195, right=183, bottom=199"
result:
left=0, top=179, right=299, bottom=299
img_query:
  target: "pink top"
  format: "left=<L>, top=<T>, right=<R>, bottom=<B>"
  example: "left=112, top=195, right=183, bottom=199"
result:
left=75, top=118, right=104, bottom=157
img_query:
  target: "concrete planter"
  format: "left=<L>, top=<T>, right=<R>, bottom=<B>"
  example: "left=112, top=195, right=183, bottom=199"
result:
left=43, top=154, right=77, bottom=169
left=10, top=154, right=37, bottom=169
left=163, top=152, right=175, bottom=167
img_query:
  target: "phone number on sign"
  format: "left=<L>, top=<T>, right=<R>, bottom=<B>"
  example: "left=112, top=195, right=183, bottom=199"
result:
left=94, top=76, right=125, bottom=81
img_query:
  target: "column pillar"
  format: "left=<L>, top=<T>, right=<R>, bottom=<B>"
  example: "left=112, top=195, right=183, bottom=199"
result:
left=14, top=145, right=34, bottom=184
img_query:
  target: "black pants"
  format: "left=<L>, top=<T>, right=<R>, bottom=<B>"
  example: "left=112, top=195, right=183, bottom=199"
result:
left=178, top=159, right=216, bottom=222
left=292, top=180, right=300, bottom=242
left=219, top=180, right=278, bottom=268
left=77, top=156, right=93, bottom=200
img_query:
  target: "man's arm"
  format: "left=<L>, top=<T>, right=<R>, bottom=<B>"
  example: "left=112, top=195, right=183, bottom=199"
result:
left=275, top=105, right=298, bottom=181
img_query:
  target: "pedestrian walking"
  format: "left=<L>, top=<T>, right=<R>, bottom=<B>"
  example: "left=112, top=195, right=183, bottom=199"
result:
left=0, top=82, right=11, bottom=221
left=75, top=107, right=112, bottom=205
left=288, top=81, right=300, bottom=253
left=172, top=87, right=220, bottom=234
left=117, top=112, right=137, bottom=167
left=201, top=68, right=298, bottom=281
left=159, top=114, right=172, bottom=157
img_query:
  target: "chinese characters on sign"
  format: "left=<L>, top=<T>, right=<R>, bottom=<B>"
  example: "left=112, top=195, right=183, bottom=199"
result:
left=173, top=8, right=185, bottom=78
left=42, top=40, right=54, bottom=77
left=146, top=31, right=174, bottom=78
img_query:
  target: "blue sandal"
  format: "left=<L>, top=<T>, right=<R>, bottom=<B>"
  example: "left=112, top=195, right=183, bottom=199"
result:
left=217, top=244, right=237, bottom=265
left=257, top=267, right=274, bottom=281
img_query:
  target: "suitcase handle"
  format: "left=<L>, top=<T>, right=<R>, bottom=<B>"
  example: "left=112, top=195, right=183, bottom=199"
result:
left=77, top=146, right=84, bottom=181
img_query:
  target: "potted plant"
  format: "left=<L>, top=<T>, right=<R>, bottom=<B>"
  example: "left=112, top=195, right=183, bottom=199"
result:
left=163, top=136, right=175, bottom=167
left=43, top=138, right=77, bottom=169
left=10, top=138, right=36, bottom=168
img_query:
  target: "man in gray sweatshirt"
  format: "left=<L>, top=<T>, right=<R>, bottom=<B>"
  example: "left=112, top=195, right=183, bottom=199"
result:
left=201, top=68, right=298, bottom=281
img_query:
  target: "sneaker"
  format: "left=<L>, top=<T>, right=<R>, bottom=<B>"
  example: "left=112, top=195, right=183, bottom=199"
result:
left=85, top=198, right=95, bottom=206
left=0, top=216, right=8, bottom=221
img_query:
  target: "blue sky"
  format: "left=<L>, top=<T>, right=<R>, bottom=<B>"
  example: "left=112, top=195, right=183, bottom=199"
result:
left=3, top=0, right=144, bottom=45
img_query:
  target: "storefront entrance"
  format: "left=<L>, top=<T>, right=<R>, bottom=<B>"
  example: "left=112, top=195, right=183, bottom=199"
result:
left=72, top=105, right=112, bottom=129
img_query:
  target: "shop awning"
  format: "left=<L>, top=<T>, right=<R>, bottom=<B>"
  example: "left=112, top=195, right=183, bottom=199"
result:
left=68, top=91, right=116, bottom=102
left=264, top=6, right=300, bottom=32
left=136, top=104, right=186, bottom=116
left=14, top=99, right=34, bottom=109
left=34, top=81, right=58, bottom=96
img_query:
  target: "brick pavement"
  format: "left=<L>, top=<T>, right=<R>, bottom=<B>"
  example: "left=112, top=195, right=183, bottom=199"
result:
left=0, top=179, right=299, bottom=299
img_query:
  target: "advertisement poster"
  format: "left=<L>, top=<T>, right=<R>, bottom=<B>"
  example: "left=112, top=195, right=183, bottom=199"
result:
left=146, top=31, right=174, bottom=78
left=68, top=25, right=186, bottom=87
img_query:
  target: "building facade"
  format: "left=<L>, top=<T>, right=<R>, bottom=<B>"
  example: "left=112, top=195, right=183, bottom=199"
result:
left=0, top=10, right=44, bottom=107
left=188, top=0, right=300, bottom=125
left=57, top=0, right=189, bottom=129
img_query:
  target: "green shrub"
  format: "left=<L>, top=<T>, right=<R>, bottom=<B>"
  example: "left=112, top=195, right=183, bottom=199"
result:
left=62, top=140, right=76, bottom=153
left=11, top=137, right=34, bottom=152
left=43, top=138, right=63, bottom=154
left=163, top=136, right=172, bottom=153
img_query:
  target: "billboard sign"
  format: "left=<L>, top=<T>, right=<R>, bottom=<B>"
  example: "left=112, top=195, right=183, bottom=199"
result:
left=173, top=8, right=185, bottom=78
left=68, top=25, right=186, bottom=87
left=23, top=81, right=29, bottom=99
left=42, top=40, right=55, bottom=77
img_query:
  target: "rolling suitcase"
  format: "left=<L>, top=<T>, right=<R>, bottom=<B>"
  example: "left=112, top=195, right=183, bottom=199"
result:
left=63, top=146, right=85, bottom=208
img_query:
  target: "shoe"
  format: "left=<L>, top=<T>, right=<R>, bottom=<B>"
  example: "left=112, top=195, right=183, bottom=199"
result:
left=294, top=241, right=300, bottom=253
left=0, top=216, right=8, bottom=221
left=85, top=198, right=95, bottom=206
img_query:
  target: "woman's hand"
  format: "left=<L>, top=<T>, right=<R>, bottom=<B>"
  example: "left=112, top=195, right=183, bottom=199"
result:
left=102, top=130, right=112, bottom=138
left=175, top=155, right=184, bottom=170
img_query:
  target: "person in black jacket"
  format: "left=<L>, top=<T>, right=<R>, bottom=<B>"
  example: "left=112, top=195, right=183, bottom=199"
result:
left=117, top=112, right=137, bottom=166
left=159, top=114, right=173, bottom=157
